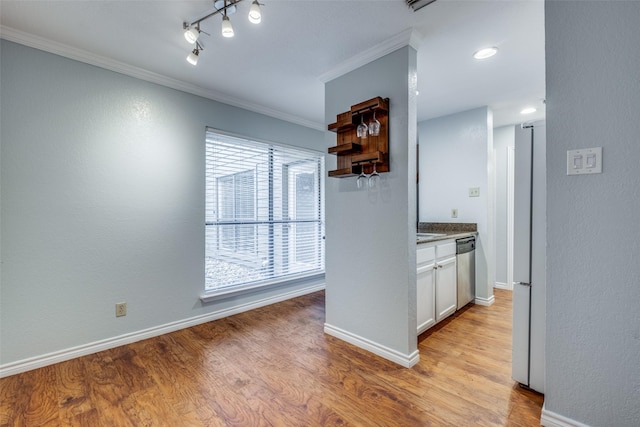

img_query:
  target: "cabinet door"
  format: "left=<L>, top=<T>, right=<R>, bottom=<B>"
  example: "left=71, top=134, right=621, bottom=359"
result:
left=417, top=261, right=435, bottom=334
left=435, top=256, right=457, bottom=322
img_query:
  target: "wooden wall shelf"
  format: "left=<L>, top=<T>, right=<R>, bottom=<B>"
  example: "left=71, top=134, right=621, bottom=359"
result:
left=328, top=142, right=362, bottom=155
left=327, top=96, right=390, bottom=178
left=328, top=168, right=357, bottom=178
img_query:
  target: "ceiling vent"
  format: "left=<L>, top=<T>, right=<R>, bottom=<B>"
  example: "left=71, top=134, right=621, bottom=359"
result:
left=406, top=0, right=437, bottom=12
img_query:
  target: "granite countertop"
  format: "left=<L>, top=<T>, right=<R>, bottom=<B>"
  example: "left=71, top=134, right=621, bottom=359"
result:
left=416, top=222, right=478, bottom=244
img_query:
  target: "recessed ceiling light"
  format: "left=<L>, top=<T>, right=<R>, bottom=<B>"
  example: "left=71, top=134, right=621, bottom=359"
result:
left=521, top=107, right=537, bottom=115
left=473, top=47, right=498, bottom=60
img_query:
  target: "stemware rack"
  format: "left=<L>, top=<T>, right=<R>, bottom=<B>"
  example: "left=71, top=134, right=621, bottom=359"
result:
left=327, top=96, right=390, bottom=178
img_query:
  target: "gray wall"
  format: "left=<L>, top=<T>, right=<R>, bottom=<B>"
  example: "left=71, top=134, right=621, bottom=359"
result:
left=0, top=40, right=325, bottom=368
left=417, top=107, right=494, bottom=301
left=545, top=2, right=640, bottom=425
left=324, top=46, right=418, bottom=361
left=493, top=125, right=515, bottom=286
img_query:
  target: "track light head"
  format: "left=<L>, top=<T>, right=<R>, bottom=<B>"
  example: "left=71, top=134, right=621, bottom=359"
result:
left=186, top=48, right=199, bottom=65
left=184, top=26, right=200, bottom=44
left=221, top=15, right=234, bottom=38
left=248, top=1, right=262, bottom=24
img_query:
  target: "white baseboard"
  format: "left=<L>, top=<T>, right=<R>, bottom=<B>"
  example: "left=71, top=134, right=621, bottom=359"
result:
left=541, top=404, right=591, bottom=427
left=323, top=323, right=419, bottom=368
left=474, top=294, right=495, bottom=306
left=494, top=281, right=513, bottom=291
left=0, top=284, right=325, bottom=378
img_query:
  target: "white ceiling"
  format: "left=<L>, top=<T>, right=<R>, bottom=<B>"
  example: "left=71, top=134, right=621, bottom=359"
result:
left=0, top=0, right=545, bottom=130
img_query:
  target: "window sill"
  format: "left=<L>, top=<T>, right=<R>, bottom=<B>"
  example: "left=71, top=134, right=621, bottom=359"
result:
left=200, top=272, right=325, bottom=303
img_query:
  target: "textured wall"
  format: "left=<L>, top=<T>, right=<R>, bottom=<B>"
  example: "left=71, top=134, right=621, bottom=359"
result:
left=0, top=41, right=325, bottom=367
left=417, top=108, right=494, bottom=300
left=324, top=47, right=418, bottom=360
left=545, top=2, right=640, bottom=425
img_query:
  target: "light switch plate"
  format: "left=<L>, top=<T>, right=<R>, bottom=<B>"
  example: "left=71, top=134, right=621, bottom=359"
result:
left=468, top=187, right=480, bottom=197
left=567, top=147, right=602, bottom=175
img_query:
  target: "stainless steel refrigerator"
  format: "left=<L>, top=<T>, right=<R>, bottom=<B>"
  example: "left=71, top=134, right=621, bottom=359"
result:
left=512, top=120, right=546, bottom=394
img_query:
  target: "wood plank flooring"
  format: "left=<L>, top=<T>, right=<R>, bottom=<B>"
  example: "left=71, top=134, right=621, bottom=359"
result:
left=0, top=289, right=543, bottom=426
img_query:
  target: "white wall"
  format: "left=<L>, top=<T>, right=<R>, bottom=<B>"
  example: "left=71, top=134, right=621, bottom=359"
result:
left=324, top=46, right=418, bottom=365
left=0, top=41, right=325, bottom=372
left=544, top=2, right=640, bottom=426
left=493, top=125, right=515, bottom=287
left=417, top=107, right=494, bottom=301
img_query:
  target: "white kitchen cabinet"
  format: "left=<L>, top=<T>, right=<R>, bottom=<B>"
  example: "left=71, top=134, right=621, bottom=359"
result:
left=417, top=246, right=436, bottom=334
left=417, top=239, right=457, bottom=334
left=435, top=254, right=457, bottom=322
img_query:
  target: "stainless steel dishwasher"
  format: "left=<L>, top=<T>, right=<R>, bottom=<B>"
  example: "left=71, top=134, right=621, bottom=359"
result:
left=456, top=236, right=476, bottom=310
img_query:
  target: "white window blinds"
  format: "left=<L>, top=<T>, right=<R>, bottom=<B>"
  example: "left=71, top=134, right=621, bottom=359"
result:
left=205, top=129, right=325, bottom=292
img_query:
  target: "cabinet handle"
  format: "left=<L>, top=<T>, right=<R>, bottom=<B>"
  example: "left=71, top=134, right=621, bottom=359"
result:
left=514, top=281, right=531, bottom=287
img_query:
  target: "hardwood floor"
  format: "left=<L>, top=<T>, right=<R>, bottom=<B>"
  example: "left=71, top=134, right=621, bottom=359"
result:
left=0, top=289, right=543, bottom=426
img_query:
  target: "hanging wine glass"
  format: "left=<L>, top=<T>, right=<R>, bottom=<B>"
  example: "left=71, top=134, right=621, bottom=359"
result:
left=356, top=164, right=368, bottom=189
left=368, top=162, right=380, bottom=188
left=369, top=111, right=380, bottom=136
left=356, top=115, right=368, bottom=139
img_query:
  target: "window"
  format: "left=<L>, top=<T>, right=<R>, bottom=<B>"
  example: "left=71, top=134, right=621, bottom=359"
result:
left=205, top=129, right=325, bottom=293
left=218, top=171, right=255, bottom=253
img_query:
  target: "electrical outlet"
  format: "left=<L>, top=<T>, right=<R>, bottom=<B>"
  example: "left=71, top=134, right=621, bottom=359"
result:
left=451, top=208, right=458, bottom=218
left=115, top=302, right=127, bottom=317
left=468, top=187, right=480, bottom=197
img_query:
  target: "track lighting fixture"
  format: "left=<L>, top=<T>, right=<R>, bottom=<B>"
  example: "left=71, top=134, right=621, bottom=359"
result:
left=186, top=40, right=204, bottom=66
left=186, top=48, right=200, bottom=66
left=184, top=25, right=200, bottom=44
left=248, top=0, right=262, bottom=24
left=182, top=0, right=264, bottom=65
left=221, top=14, right=234, bottom=38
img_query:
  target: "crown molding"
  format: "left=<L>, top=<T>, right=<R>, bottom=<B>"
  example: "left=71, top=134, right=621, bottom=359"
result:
left=0, top=25, right=324, bottom=131
left=318, top=28, right=424, bottom=83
